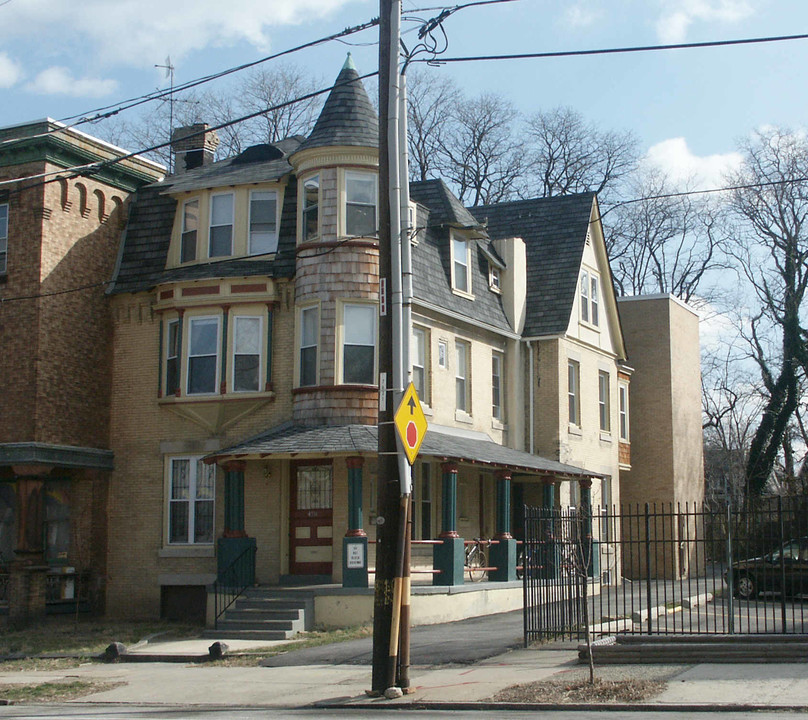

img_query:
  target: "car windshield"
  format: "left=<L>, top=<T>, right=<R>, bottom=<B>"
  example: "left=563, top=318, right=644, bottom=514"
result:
left=769, top=540, right=805, bottom=562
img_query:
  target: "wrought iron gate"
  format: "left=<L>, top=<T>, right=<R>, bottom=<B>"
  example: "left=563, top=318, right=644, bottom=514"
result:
left=523, top=497, right=808, bottom=644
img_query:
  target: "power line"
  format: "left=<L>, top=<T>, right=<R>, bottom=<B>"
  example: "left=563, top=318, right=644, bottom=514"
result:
left=421, top=31, right=808, bottom=65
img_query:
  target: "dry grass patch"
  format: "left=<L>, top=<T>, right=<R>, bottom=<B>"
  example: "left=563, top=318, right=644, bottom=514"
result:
left=0, top=680, right=124, bottom=703
left=493, top=677, right=667, bottom=704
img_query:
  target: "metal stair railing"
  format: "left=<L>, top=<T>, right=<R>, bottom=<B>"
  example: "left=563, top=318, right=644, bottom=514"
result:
left=213, top=544, right=257, bottom=629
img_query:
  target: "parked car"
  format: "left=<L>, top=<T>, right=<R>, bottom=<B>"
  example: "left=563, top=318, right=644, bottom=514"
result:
left=727, top=538, right=808, bottom=599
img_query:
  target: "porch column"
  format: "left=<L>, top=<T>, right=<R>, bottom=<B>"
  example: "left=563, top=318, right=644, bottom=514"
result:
left=10, top=467, right=49, bottom=625
left=217, top=460, right=255, bottom=585
left=434, top=462, right=464, bottom=586
left=540, top=477, right=559, bottom=579
left=542, top=477, right=555, bottom=510
left=489, top=470, right=516, bottom=582
left=343, top=457, right=368, bottom=588
left=579, top=477, right=597, bottom=578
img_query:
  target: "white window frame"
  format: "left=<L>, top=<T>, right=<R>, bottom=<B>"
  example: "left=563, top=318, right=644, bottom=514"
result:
left=209, top=192, right=234, bottom=257
left=568, top=360, right=580, bottom=427
left=451, top=234, right=471, bottom=295
left=0, top=201, right=7, bottom=274
left=180, top=198, right=198, bottom=263
left=302, top=174, right=320, bottom=243
left=412, top=326, right=428, bottom=403
left=580, top=270, right=590, bottom=324
left=232, top=315, right=263, bottom=393
left=599, top=370, right=611, bottom=433
left=167, top=457, right=215, bottom=545
left=345, top=170, right=378, bottom=237
left=438, top=339, right=448, bottom=369
left=590, top=274, right=600, bottom=327
left=166, top=318, right=180, bottom=395
left=455, top=340, right=470, bottom=414
left=341, top=302, right=377, bottom=385
left=492, top=351, right=504, bottom=421
left=619, top=381, right=630, bottom=441
left=489, top=264, right=501, bottom=292
left=299, top=305, right=319, bottom=387
left=249, top=189, right=278, bottom=256
left=186, top=316, right=221, bottom=395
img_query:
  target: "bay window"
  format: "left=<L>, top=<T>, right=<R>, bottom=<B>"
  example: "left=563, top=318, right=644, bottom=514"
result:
left=232, top=316, right=262, bottom=392
left=342, top=303, right=376, bottom=384
left=302, top=175, right=319, bottom=242
left=300, top=306, right=319, bottom=386
left=345, top=171, right=377, bottom=237
left=166, top=319, right=180, bottom=395
left=187, top=317, right=220, bottom=395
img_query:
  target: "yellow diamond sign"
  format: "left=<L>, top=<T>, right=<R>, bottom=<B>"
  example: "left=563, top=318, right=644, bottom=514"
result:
left=394, top=382, right=428, bottom=465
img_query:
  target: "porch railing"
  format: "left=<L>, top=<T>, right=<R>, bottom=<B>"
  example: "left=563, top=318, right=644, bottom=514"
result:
left=213, top=544, right=257, bottom=629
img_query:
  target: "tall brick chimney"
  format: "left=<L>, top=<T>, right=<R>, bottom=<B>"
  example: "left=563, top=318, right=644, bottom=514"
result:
left=170, top=124, right=220, bottom=174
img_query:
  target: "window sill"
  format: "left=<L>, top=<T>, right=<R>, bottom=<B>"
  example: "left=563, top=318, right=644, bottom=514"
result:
left=421, top=403, right=433, bottom=417
left=159, top=391, right=276, bottom=404
left=451, top=288, right=475, bottom=301
left=579, top=319, right=601, bottom=332
left=455, top=409, right=474, bottom=424
left=159, top=545, right=215, bottom=558
left=491, top=418, right=506, bottom=431
left=568, top=423, right=582, bottom=437
left=599, top=431, right=613, bottom=443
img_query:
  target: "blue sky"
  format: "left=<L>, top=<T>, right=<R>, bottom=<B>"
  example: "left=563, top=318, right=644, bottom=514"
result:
left=1, top=0, right=807, bottom=187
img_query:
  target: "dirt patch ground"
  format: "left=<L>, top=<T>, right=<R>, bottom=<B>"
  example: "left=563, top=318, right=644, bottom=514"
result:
left=0, top=680, right=124, bottom=703
left=493, top=677, right=667, bottom=703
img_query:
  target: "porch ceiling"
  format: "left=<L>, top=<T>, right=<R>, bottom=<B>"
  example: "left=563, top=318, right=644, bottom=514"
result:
left=205, top=422, right=603, bottom=480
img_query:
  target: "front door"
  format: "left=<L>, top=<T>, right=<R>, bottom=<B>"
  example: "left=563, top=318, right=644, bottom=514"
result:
left=290, top=463, right=333, bottom=576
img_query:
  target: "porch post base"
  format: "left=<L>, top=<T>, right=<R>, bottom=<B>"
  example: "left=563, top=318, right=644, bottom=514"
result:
left=8, top=561, right=48, bottom=626
left=342, top=536, right=368, bottom=588
left=433, top=537, right=465, bottom=586
left=488, top=537, right=516, bottom=582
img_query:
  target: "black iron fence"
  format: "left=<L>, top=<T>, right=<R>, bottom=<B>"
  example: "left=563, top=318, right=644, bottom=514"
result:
left=213, top=543, right=257, bottom=628
left=523, top=497, right=808, bottom=644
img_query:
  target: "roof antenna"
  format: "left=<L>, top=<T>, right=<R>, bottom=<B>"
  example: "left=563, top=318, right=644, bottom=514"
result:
left=155, top=56, right=175, bottom=172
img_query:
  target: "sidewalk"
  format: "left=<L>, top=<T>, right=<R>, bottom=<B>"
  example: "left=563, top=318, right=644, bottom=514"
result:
left=3, top=635, right=808, bottom=710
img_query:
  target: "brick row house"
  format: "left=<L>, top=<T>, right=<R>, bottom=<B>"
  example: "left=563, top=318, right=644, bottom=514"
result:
left=0, top=58, right=702, bottom=625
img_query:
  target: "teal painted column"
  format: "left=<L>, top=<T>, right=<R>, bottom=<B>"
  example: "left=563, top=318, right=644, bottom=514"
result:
left=580, top=477, right=597, bottom=578
left=489, top=470, right=516, bottom=582
left=220, top=305, right=230, bottom=394
left=542, top=478, right=555, bottom=509
left=265, top=304, right=274, bottom=392
left=434, top=462, right=464, bottom=586
left=218, top=460, right=255, bottom=584
left=539, top=478, right=559, bottom=579
left=343, top=456, right=368, bottom=588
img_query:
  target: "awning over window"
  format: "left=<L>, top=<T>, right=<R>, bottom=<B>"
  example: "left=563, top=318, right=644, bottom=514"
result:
left=206, top=422, right=603, bottom=480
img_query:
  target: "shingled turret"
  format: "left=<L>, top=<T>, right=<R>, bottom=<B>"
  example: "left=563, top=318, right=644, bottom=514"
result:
left=296, top=54, right=378, bottom=152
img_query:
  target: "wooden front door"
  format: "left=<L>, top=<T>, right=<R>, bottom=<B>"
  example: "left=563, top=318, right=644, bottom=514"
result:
left=290, top=462, right=333, bottom=576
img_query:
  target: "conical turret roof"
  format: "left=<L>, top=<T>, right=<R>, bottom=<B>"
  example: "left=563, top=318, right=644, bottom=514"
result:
left=297, top=54, right=379, bottom=152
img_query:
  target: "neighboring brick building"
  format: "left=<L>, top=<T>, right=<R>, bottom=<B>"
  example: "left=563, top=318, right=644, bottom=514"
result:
left=0, top=120, right=163, bottom=622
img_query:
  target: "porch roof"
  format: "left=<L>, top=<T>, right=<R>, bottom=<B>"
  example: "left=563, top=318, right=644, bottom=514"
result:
left=206, top=422, right=603, bottom=480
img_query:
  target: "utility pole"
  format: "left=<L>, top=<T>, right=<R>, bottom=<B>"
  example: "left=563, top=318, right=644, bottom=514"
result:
left=371, top=0, right=401, bottom=696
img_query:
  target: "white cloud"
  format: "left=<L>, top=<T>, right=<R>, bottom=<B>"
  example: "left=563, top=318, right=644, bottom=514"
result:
left=28, top=67, right=118, bottom=98
left=645, top=137, right=742, bottom=189
left=656, top=0, right=756, bottom=43
left=0, top=53, right=22, bottom=88
left=562, top=4, right=601, bottom=28
left=0, top=0, right=364, bottom=67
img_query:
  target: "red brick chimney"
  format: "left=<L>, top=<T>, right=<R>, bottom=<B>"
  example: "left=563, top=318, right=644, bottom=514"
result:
left=170, top=124, right=220, bottom=174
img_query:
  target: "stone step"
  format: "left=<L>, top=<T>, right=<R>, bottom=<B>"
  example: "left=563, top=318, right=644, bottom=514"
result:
left=234, top=598, right=307, bottom=611
left=203, top=629, right=292, bottom=641
left=216, top=618, right=298, bottom=632
left=226, top=608, right=302, bottom=622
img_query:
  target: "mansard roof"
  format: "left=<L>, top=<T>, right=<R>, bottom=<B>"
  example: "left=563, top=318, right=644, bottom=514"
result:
left=295, top=55, right=378, bottom=153
left=471, top=193, right=596, bottom=338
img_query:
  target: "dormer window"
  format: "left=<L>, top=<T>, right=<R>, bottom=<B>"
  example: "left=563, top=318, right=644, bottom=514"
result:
left=180, top=199, right=198, bottom=263
left=249, top=190, right=278, bottom=255
left=452, top=235, right=471, bottom=294
left=209, top=193, right=233, bottom=257
left=303, top=175, right=319, bottom=242
left=345, top=170, right=377, bottom=237
left=489, top=265, right=501, bottom=291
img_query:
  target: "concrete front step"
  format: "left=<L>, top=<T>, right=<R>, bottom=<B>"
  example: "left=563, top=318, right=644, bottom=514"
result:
left=204, top=629, right=293, bottom=641
left=205, top=587, right=310, bottom=640
left=579, top=637, right=808, bottom=663
left=227, top=609, right=303, bottom=621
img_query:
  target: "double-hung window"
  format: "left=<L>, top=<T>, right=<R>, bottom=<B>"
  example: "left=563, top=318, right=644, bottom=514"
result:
left=456, top=341, right=469, bottom=413
left=590, top=275, right=600, bottom=326
left=345, top=171, right=377, bottom=237
left=568, top=360, right=580, bottom=426
left=302, top=175, right=319, bottom=242
left=232, top=316, right=262, bottom=392
left=166, top=319, right=180, bottom=395
left=412, top=327, right=427, bottom=402
left=0, top=201, right=8, bottom=274
left=180, top=199, right=198, bottom=263
left=599, top=370, right=611, bottom=432
left=187, top=317, right=220, bottom=395
left=299, top=306, right=319, bottom=386
left=209, top=193, right=234, bottom=257
left=492, top=351, right=503, bottom=421
left=452, top=236, right=470, bottom=293
left=580, top=270, right=590, bottom=323
left=619, top=382, right=630, bottom=441
left=168, top=457, right=215, bottom=544
left=342, top=304, right=376, bottom=384
left=249, top=190, right=278, bottom=255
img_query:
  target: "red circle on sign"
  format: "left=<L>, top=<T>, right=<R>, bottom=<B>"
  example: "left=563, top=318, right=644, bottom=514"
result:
left=406, top=421, right=417, bottom=448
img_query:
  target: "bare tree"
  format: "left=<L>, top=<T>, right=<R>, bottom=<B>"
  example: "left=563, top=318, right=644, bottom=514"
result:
left=438, top=92, right=523, bottom=206
left=405, top=69, right=460, bottom=182
left=523, top=107, right=638, bottom=200
left=606, top=168, right=725, bottom=304
left=725, top=127, right=808, bottom=496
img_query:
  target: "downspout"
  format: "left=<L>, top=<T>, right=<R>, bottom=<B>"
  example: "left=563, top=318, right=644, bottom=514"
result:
left=529, top=340, right=535, bottom=455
